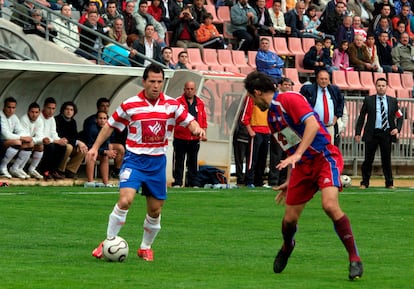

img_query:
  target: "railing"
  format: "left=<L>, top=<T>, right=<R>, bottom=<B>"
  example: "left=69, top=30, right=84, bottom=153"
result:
left=2, top=0, right=167, bottom=67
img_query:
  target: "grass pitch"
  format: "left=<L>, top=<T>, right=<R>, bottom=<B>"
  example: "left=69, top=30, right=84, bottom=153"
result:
left=0, top=185, right=413, bottom=289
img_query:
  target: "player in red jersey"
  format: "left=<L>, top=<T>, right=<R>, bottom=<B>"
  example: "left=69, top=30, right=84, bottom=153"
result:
left=88, top=64, right=205, bottom=261
left=244, top=71, right=363, bottom=280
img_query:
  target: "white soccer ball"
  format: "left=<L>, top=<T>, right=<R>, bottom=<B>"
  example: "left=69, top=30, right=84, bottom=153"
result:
left=341, top=175, right=352, bottom=188
left=103, top=236, right=129, bottom=262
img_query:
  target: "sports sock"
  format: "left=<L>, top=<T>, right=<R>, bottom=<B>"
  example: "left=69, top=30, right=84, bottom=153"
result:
left=334, top=214, right=361, bottom=262
left=281, top=220, right=297, bottom=251
left=1, top=147, right=19, bottom=170
left=140, top=214, right=161, bottom=249
left=28, top=151, right=43, bottom=172
left=11, top=150, right=31, bottom=171
left=107, top=203, right=128, bottom=238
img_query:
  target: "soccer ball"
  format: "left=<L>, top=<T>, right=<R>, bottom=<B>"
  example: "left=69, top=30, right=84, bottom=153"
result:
left=340, top=175, right=352, bottom=188
left=103, top=236, right=129, bottom=262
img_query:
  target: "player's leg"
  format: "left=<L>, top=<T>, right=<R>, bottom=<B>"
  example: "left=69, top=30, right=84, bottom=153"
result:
left=10, top=141, right=33, bottom=179
left=108, top=143, right=124, bottom=177
left=99, top=154, right=110, bottom=185
left=27, top=144, right=44, bottom=179
left=321, top=187, right=363, bottom=280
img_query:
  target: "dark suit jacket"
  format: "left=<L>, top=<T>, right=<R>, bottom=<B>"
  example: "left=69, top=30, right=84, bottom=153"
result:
left=355, top=95, right=403, bottom=142
left=300, top=83, right=344, bottom=120
left=129, top=39, right=162, bottom=67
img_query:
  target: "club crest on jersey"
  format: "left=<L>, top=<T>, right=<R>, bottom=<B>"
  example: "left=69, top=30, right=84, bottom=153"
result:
left=142, top=120, right=166, bottom=143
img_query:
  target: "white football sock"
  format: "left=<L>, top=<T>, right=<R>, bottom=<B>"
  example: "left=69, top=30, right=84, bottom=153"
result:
left=107, top=203, right=128, bottom=238
left=28, top=151, right=43, bottom=172
left=140, top=214, right=161, bottom=249
left=11, top=150, right=32, bottom=171
left=1, top=147, right=19, bottom=170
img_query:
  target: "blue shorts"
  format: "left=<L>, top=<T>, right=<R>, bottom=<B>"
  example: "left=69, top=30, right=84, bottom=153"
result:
left=119, top=152, right=167, bottom=200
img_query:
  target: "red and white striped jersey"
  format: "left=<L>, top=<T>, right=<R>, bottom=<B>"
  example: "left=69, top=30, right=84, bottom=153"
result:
left=108, top=91, right=195, bottom=156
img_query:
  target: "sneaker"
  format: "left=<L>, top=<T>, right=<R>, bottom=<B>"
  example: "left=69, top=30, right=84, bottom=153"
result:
left=349, top=261, right=363, bottom=280
left=137, top=248, right=154, bottom=261
left=104, top=183, right=117, bottom=188
left=10, top=168, right=27, bottom=179
left=28, top=169, right=43, bottom=180
left=0, top=168, right=12, bottom=179
left=262, top=184, right=272, bottom=189
left=247, top=184, right=255, bottom=188
left=273, top=241, right=295, bottom=273
left=19, top=169, right=30, bottom=179
left=172, top=185, right=181, bottom=188
left=84, top=182, right=97, bottom=188
left=51, top=171, right=65, bottom=180
left=92, top=241, right=104, bottom=259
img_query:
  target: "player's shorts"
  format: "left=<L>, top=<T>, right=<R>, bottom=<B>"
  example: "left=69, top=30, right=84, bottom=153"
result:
left=119, top=151, right=167, bottom=200
left=286, top=145, right=344, bottom=206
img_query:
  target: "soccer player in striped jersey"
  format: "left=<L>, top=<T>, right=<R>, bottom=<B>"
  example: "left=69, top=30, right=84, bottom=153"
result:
left=89, top=64, right=205, bottom=261
left=243, top=71, right=363, bottom=280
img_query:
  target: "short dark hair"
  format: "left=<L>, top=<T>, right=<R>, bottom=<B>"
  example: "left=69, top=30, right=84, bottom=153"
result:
left=162, top=46, right=172, bottom=53
left=28, top=102, right=40, bottom=111
left=43, top=97, right=56, bottom=106
left=4, top=97, right=17, bottom=106
left=143, top=63, right=164, bottom=80
left=376, top=77, right=388, bottom=85
left=178, top=51, right=188, bottom=58
left=60, top=101, right=78, bottom=116
left=279, top=77, right=294, bottom=86
left=96, top=97, right=110, bottom=109
left=244, top=71, right=276, bottom=95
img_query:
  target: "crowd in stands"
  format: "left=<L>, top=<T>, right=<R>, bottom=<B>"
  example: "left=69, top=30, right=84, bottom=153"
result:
left=3, top=0, right=414, bottom=73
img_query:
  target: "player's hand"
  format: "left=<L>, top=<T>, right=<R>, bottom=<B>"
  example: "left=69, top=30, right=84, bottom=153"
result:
left=354, top=135, right=361, bottom=143
left=276, top=154, right=300, bottom=170
left=86, top=148, right=98, bottom=163
left=193, top=128, right=206, bottom=138
left=273, top=182, right=288, bottom=205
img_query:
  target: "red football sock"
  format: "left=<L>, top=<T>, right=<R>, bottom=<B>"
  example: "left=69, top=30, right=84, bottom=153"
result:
left=334, top=215, right=361, bottom=262
left=281, top=220, right=297, bottom=251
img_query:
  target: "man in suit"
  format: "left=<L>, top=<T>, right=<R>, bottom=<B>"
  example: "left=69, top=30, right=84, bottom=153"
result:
left=355, top=78, right=403, bottom=189
left=300, top=70, right=344, bottom=144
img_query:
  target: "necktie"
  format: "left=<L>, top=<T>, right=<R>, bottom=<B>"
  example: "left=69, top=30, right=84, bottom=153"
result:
left=322, top=88, right=329, bottom=125
left=381, top=96, right=388, bottom=130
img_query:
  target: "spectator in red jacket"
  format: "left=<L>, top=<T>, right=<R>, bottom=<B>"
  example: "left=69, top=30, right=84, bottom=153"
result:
left=172, top=81, right=208, bottom=188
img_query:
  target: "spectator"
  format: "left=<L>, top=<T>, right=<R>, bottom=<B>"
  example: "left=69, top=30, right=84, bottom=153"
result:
left=78, top=1, right=105, bottom=29
left=240, top=94, right=271, bottom=188
left=373, top=0, right=396, bottom=19
left=172, top=81, right=207, bottom=188
left=348, top=34, right=380, bottom=71
left=19, top=102, right=44, bottom=180
left=284, top=1, right=305, bottom=38
left=10, top=0, right=35, bottom=27
left=54, top=4, right=80, bottom=52
left=129, top=24, right=163, bottom=67
left=37, top=97, right=67, bottom=180
left=175, top=50, right=189, bottom=69
left=366, top=34, right=383, bottom=72
left=83, top=111, right=117, bottom=187
left=254, top=0, right=276, bottom=36
left=108, top=17, right=127, bottom=44
left=82, top=98, right=126, bottom=179
left=0, top=97, right=33, bottom=179
left=195, top=13, right=225, bottom=49
left=302, top=5, right=324, bottom=40
left=377, top=31, right=403, bottom=73
left=159, top=0, right=181, bottom=31
left=353, top=15, right=368, bottom=41
left=255, top=37, right=284, bottom=84
left=392, top=20, right=411, bottom=46
left=392, top=4, right=414, bottom=40
left=374, top=15, right=394, bottom=43
left=303, top=39, right=334, bottom=73
left=393, top=0, right=412, bottom=16
left=23, top=9, right=57, bottom=42
left=392, top=32, right=414, bottom=72
left=370, top=3, right=392, bottom=33
left=123, top=0, right=140, bottom=37
left=75, top=11, right=110, bottom=61
left=55, top=101, right=88, bottom=179
left=191, top=0, right=207, bottom=24
left=347, top=0, right=374, bottom=28
left=336, top=15, right=355, bottom=45
left=161, top=46, right=175, bottom=69
left=318, top=0, right=345, bottom=42
left=332, top=40, right=352, bottom=70
left=148, top=0, right=167, bottom=30
left=300, top=70, right=344, bottom=144
left=355, top=77, right=403, bottom=189
left=170, top=5, right=202, bottom=51
left=268, top=0, right=290, bottom=36
left=102, top=0, right=124, bottom=28
left=230, top=0, right=259, bottom=52
left=134, top=0, right=166, bottom=46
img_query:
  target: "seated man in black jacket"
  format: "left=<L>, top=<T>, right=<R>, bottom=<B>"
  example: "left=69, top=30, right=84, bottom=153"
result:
left=129, top=24, right=163, bottom=67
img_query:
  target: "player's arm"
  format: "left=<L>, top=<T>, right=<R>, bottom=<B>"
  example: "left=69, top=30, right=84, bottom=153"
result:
left=187, top=120, right=206, bottom=138
left=86, top=123, right=115, bottom=162
left=276, top=115, right=319, bottom=169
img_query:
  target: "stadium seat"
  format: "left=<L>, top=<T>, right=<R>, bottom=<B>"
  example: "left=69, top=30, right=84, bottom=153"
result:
left=284, top=68, right=303, bottom=91
left=373, top=72, right=387, bottom=83
left=223, top=21, right=235, bottom=41
left=273, top=37, right=294, bottom=56
left=287, top=37, right=305, bottom=56
left=217, top=6, right=231, bottom=22
left=204, top=4, right=222, bottom=24
left=401, top=72, right=414, bottom=91
left=217, top=49, right=235, bottom=70
left=187, top=48, right=206, bottom=69
left=203, top=48, right=221, bottom=69
left=332, top=70, right=350, bottom=90
left=359, top=71, right=376, bottom=91
left=387, top=73, right=404, bottom=91
left=232, top=50, right=250, bottom=71
left=302, top=38, right=315, bottom=53
left=295, top=54, right=314, bottom=76
left=396, top=89, right=411, bottom=98
left=247, top=50, right=257, bottom=69
left=345, top=70, right=368, bottom=92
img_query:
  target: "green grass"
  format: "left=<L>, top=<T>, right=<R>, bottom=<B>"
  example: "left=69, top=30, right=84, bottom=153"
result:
left=1, top=185, right=413, bottom=289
